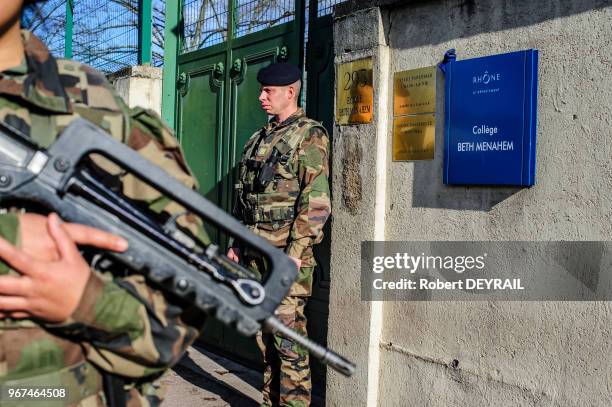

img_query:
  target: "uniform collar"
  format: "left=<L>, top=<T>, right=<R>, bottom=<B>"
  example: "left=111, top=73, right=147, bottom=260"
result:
left=267, top=108, right=305, bottom=131
left=0, top=30, right=72, bottom=114
left=3, top=57, right=28, bottom=75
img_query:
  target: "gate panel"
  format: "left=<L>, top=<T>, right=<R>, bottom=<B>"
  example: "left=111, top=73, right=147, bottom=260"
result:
left=177, top=56, right=225, bottom=204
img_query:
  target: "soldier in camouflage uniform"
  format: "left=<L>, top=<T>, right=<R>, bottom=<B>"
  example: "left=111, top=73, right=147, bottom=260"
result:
left=0, top=1, right=206, bottom=405
left=230, top=62, right=331, bottom=407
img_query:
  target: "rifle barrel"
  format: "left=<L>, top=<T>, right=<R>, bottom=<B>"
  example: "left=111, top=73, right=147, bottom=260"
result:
left=264, top=317, right=356, bottom=377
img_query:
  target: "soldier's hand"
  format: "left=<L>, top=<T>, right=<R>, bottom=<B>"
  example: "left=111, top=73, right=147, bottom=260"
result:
left=0, top=213, right=127, bottom=322
left=289, top=256, right=301, bottom=270
left=18, top=212, right=128, bottom=261
left=228, top=247, right=240, bottom=262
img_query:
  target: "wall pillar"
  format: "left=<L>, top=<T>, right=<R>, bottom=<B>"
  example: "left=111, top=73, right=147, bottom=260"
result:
left=326, top=7, right=390, bottom=406
left=109, top=66, right=163, bottom=116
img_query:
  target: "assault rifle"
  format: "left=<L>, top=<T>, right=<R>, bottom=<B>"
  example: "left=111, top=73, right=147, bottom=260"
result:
left=0, top=118, right=355, bottom=377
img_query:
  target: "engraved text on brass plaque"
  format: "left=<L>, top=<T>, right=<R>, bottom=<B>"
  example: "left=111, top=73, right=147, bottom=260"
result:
left=393, top=114, right=436, bottom=161
left=394, top=66, right=436, bottom=116
left=336, top=58, right=373, bottom=125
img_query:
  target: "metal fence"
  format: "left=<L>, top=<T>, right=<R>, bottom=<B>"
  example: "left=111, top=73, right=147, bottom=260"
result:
left=182, top=0, right=229, bottom=52
left=21, top=0, right=67, bottom=56
left=21, top=1, right=339, bottom=73
left=180, top=0, right=297, bottom=54
left=22, top=0, right=163, bottom=74
left=235, top=0, right=294, bottom=38
left=316, top=0, right=342, bottom=17
left=73, top=1, right=140, bottom=72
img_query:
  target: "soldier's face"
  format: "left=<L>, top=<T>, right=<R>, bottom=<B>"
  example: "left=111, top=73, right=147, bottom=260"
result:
left=258, top=85, right=291, bottom=116
left=0, top=0, right=24, bottom=34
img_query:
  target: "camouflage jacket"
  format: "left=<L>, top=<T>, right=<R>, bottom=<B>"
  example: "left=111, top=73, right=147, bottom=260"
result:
left=234, top=109, right=331, bottom=295
left=0, top=31, right=204, bottom=406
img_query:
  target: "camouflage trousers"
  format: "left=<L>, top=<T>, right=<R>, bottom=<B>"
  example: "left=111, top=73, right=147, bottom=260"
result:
left=256, top=295, right=311, bottom=407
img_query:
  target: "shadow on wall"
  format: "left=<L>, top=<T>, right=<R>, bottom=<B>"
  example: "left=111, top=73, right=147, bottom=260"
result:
left=381, top=0, right=611, bottom=48
left=411, top=161, right=522, bottom=211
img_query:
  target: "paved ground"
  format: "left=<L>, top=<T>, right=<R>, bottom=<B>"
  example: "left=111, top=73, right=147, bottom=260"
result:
left=162, top=345, right=262, bottom=407
left=161, top=344, right=326, bottom=406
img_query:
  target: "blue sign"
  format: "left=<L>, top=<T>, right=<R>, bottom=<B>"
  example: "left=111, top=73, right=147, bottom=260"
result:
left=443, top=49, right=539, bottom=186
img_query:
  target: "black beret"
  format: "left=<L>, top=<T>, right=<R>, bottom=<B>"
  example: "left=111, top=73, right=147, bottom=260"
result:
left=257, top=62, right=301, bottom=86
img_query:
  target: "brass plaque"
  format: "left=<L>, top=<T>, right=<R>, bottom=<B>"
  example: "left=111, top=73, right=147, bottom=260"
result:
left=393, top=114, right=436, bottom=161
left=336, top=58, right=373, bottom=125
left=394, top=66, right=437, bottom=115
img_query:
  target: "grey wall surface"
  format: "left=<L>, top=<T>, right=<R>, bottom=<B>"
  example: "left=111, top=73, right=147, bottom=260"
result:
left=109, top=66, right=163, bottom=115
left=330, top=0, right=612, bottom=406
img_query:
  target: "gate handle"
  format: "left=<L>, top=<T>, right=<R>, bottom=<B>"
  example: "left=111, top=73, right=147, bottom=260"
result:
left=177, top=72, right=190, bottom=96
left=278, top=46, right=289, bottom=61
left=214, top=62, right=225, bottom=77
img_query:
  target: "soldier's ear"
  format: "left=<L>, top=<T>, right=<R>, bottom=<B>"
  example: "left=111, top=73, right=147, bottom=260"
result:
left=287, top=85, right=297, bottom=101
left=285, top=85, right=293, bottom=99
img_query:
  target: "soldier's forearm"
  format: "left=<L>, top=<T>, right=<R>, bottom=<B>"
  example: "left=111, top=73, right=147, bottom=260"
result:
left=289, top=175, right=331, bottom=257
left=47, top=273, right=203, bottom=377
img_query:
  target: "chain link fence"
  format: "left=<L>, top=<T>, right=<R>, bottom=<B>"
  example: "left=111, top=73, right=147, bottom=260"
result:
left=235, top=0, right=294, bottom=38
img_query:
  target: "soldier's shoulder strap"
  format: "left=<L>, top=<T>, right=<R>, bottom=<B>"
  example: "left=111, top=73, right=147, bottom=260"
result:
left=243, top=127, right=266, bottom=159
left=275, top=117, right=327, bottom=157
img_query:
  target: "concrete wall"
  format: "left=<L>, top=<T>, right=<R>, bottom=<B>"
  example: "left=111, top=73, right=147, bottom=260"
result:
left=109, top=65, right=163, bottom=115
left=328, top=1, right=612, bottom=406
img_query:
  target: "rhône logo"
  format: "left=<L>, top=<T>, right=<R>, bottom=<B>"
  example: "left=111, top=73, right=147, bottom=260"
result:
left=473, top=70, right=501, bottom=85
